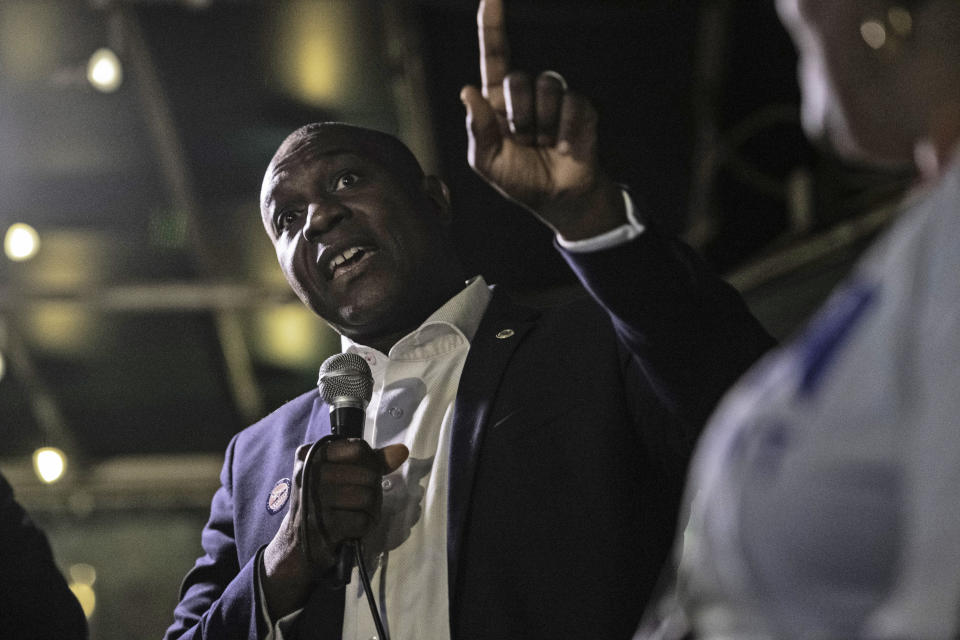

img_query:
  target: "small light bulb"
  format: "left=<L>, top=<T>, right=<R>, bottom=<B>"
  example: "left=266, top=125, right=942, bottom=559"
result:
left=860, top=20, right=888, bottom=50
left=887, top=7, right=913, bottom=37
left=68, top=582, right=96, bottom=618
left=87, top=48, right=123, bottom=93
left=69, top=563, right=97, bottom=586
left=4, top=223, right=40, bottom=261
left=33, top=447, right=67, bottom=483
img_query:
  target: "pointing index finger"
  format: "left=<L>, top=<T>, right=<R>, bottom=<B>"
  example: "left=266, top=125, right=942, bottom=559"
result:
left=478, top=0, right=509, bottom=113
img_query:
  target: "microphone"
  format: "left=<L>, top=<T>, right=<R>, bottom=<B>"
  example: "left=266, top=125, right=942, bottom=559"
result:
left=318, top=352, right=374, bottom=439
left=315, top=352, right=391, bottom=640
left=316, top=352, right=374, bottom=586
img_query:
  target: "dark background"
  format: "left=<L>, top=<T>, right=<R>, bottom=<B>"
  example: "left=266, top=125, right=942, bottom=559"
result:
left=0, top=1, right=910, bottom=636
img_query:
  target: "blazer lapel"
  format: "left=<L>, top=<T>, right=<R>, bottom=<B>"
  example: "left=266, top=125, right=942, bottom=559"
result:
left=446, top=288, right=539, bottom=623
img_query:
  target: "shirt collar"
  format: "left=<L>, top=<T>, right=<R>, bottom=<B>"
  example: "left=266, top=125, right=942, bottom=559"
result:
left=340, top=275, right=491, bottom=361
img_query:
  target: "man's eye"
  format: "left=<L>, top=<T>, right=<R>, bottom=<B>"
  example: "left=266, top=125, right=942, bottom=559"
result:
left=334, top=172, right=359, bottom=191
left=276, top=210, right=300, bottom=230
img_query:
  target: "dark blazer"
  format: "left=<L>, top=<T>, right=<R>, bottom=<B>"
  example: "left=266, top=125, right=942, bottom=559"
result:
left=165, top=232, right=774, bottom=640
left=0, top=472, right=88, bottom=640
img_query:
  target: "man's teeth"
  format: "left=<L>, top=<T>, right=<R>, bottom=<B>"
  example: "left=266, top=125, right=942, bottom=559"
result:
left=329, top=246, right=363, bottom=272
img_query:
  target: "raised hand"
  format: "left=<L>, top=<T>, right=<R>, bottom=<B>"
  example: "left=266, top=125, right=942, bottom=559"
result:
left=460, top=0, right=625, bottom=241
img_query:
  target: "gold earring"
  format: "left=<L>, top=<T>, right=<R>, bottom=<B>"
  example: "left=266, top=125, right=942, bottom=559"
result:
left=860, top=5, right=913, bottom=60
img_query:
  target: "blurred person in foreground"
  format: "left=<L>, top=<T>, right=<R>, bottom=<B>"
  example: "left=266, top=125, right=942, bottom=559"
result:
left=642, top=0, right=960, bottom=638
left=164, top=1, right=773, bottom=638
left=0, top=471, right=87, bottom=639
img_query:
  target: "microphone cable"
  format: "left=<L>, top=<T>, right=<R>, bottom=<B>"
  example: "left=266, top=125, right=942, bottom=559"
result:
left=355, top=540, right=389, bottom=640
left=300, top=437, right=390, bottom=640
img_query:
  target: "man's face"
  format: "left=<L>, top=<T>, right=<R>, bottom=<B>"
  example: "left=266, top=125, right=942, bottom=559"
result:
left=775, top=0, right=916, bottom=163
left=260, top=127, right=456, bottom=345
left=777, top=0, right=862, bottom=155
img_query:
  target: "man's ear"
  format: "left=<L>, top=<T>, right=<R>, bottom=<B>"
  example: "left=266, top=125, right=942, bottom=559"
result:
left=421, top=175, right=453, bottom=224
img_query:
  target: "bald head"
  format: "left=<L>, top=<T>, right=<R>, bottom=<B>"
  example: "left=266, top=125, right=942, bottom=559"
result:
left=263, top=122, right=426, bottom=206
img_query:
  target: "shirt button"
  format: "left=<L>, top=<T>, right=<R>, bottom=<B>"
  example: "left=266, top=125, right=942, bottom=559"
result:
left=381, top=478, right=393, bottom=491
left=388, top=406, right=403, bottom=419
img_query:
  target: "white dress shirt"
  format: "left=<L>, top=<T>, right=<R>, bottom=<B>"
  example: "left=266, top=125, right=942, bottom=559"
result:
left=337, top=275, right=491, bottom=640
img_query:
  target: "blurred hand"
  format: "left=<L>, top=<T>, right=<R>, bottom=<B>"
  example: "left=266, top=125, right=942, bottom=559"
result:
left=262, top=439, right=408, bottom=618
left=460, top=0, right=625, bottom=241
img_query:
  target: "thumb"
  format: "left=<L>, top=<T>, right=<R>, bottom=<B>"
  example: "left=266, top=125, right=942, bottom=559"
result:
left=378, top=443, right=410, bottom=475
left=460, top=84, right=502, bottom=175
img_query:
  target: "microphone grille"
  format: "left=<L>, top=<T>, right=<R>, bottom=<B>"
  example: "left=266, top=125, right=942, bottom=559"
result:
left=317, top=352, right=374, bottom=405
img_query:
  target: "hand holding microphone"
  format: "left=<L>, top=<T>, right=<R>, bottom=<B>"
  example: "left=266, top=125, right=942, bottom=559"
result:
left=261, top=353, right=407, bottom=620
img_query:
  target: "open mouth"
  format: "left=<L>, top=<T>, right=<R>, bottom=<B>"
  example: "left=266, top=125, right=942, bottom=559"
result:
left=326, top=245, right=376, bottom=280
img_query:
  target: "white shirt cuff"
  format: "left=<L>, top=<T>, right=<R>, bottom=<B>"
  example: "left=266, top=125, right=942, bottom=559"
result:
left=556, top=188, right=646, bottom=253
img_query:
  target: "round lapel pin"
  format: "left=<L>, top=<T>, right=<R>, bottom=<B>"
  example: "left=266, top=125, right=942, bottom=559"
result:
left=266, top=478, right=292, bottom=515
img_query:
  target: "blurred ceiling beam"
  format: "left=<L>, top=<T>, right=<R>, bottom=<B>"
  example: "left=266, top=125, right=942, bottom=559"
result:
left=120, top=7, right=265, bottom=423
left=0, top=282, right=294, bottom=312
left=0, top=321, right=81, bottom=457
left=684, top=0, right=733, bottom=248
left=382, top=0, right=441, bottom=175
left=0, top=453, right=223, bottom=512
left=726, top=205, right=896, bottom=292
left=0, top=201, right=894, bottom=316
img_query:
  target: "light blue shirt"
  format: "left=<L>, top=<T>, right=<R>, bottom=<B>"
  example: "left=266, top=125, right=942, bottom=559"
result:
left=674, top=153, right=960, bottom=639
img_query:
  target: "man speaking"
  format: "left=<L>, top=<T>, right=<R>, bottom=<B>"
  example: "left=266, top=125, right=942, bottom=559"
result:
left=165, top=1, right=773, bottom=638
